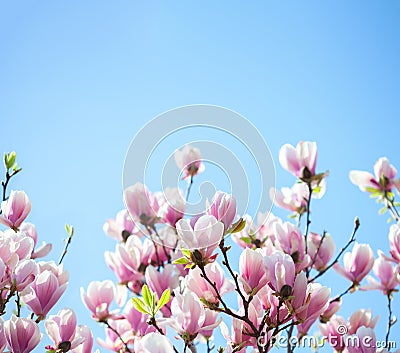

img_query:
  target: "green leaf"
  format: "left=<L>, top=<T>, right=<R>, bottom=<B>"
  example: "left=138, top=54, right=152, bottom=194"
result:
left=378, top=206, right=388, bottom=215
left=240, top=237, right=252, bottom=244
left=155, top=288, right=170, bottom=312
left=65, top=224, right=74, bottom=237
left=142, top=284, right=152, bottom=307
left=226, top=218, right=246, bottom=234
left=4, top=151, right=16, bottom=170
left=132, top=297, right=149, bottom=314
left=173, top=257, right=189, bottom=265
left=181, top=248, right=191, bottom=258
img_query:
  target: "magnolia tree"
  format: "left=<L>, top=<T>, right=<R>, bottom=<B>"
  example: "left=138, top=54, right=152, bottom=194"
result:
left=0, top=142, right=399, bottom=353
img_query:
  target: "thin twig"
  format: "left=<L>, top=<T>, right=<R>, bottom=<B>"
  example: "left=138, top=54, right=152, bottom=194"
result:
left=58, top=226, right=74, bottom=265
left=330, top=283, right=355, bottom=304
left=386, top=292, right=395, bottom=346
left=309, top=218, right=360, bottom=283
left=186, top=175, right=194, bottom=201
left=104, top=320, right=133, bottom=353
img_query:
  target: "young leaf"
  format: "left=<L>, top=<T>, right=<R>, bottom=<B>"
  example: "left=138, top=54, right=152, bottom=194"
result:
left=181, top=248, right=191, bottom=258
left=226, top=218, right=246, bottom=234
left=132, top=297, right=149, bottom=314
left=155, top=288, right=171, bottom=313
left=173, top=257, right=189, bottom=265
left=142, top=284, right=152, bottom=307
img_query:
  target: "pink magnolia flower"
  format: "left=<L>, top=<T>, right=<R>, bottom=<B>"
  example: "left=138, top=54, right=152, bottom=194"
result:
left=97, top=318, right=134, bottom=352
left=279, top=141, right=318, bottom=178
left=21, top=262, right=69, bottom=318
left=0, top=191, right=31, bottom=231
left=347, top=309, right=378, bottom=335
left=71, top=325, right=93, bottom=353
left=270, top=183, right=309, bottom=214
left=103, top=209, right=139, bottom=241
left=169, top=291, right=220, bottom=340
left=81, top=280, right=117, bottom=321
left=264, top=250, right=296, bottom=295
left=345, top=326, right=376, bottom=353
left=206, top=191, right=236, bottom=230
left=186, top=262, right=234, bottom=304
left=387, top=224, right=400, bottom=263
left=174, top=144, right=205, bottom=180
left=134, top=332, right=175, bottom=353
left=361, top=256, right=399, bottom=294
left=20, top=223, right=52, bottom=259
left=333, top=243, right=374, bottom=285
left=45, top=308, right=85, bottom=351
left=157, top=188, right=185, bottom=227
left=104, top=235, right=143, bottom=292
left=123, top=301, right=153, bottom=337
left=318, top=315, right=347, bottom=352
left=145, top=264, right=179, bottom=317
left=350, top=157, right=400, bottom=194
left=307, top=232, right=336, bottom=271
left=239, top=248, right=268, bottom=295
left=273, top=222, right=311, bottom=272
left=176, top=215, right=224, bottom=264
left=0, top=318, right=6, bottom=353
left=320, top=299, right=341, bottom=323
left=12, top=259, right=37, bottom=291
left=295, top=282, right=331, bottom=336
left=4, top=315, right=41, bottom=353
left=124, top=183, right=160, bottom=227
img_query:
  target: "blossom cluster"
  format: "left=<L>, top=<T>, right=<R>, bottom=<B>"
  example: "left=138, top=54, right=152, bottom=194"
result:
left=0, top=152, right=97, bottom=353
left=81, top=142, right=400, bottom=353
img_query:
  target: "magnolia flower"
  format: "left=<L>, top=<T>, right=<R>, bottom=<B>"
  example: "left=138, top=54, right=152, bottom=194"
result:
left=361, top=256, right=399, bottom=294
left=318, top=315, right=347, bottom=352
left=157, top=188, right=185, bottom=227
left=273, top=222, right=311, bottom=272
left=239, top=248, right=268, bottom=295
left=0, top=191, right=31, bottom=231
left=346, top=326, right=376, bottom=353
left=350, top=157, right=400, bottom=194
left=103, top=209, right=139, bottom=241
left=97, top=318, right=134, bottom=351
left=0, top=318, right=6, bottom=353
left=307, top=232, right=335, bottom=271
left=45, top=308, right=85, bottom=351
left=186, top=262, right=234, bottom=304
left=20, top=222, right=52, bottom=259
left=206, top=191, right=237, bottom=230
left=264, top=250, right=296, bottom=295
left=347, top=309, right=379, bottom=335
left=320, top=299, right=341, bottom=323
left=279, top=141, right=318, bottom=179
left=71, top=325, right=94, bottom=353
left=21, top=263, right=69, bottom=318
left=104, top=236, right=143, bottom=292
left=388, top=224, right=400, bottom=263
left=169, top=291, right=221, bottom=340
left=333, top=243, right=374, bottom=285
left=295, top=282, right=331, bottom=336
left=4, top=316, right=41, bottom=353
left=176, top=215, right=224, bottom=264
left=134, top=332, right=175, bottom=353
left=124, top=183, right=160, bottom=226
left=81, top=280, right=117, bottom=321
left=174, top=144, right=204, bottom=180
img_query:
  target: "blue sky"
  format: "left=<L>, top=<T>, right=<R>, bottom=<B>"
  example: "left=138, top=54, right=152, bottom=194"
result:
left=1, top=1, right=400, bottom=351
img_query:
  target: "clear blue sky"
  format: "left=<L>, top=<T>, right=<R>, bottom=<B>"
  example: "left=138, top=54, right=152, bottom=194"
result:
left=1, top=1, right=400, bottom=351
